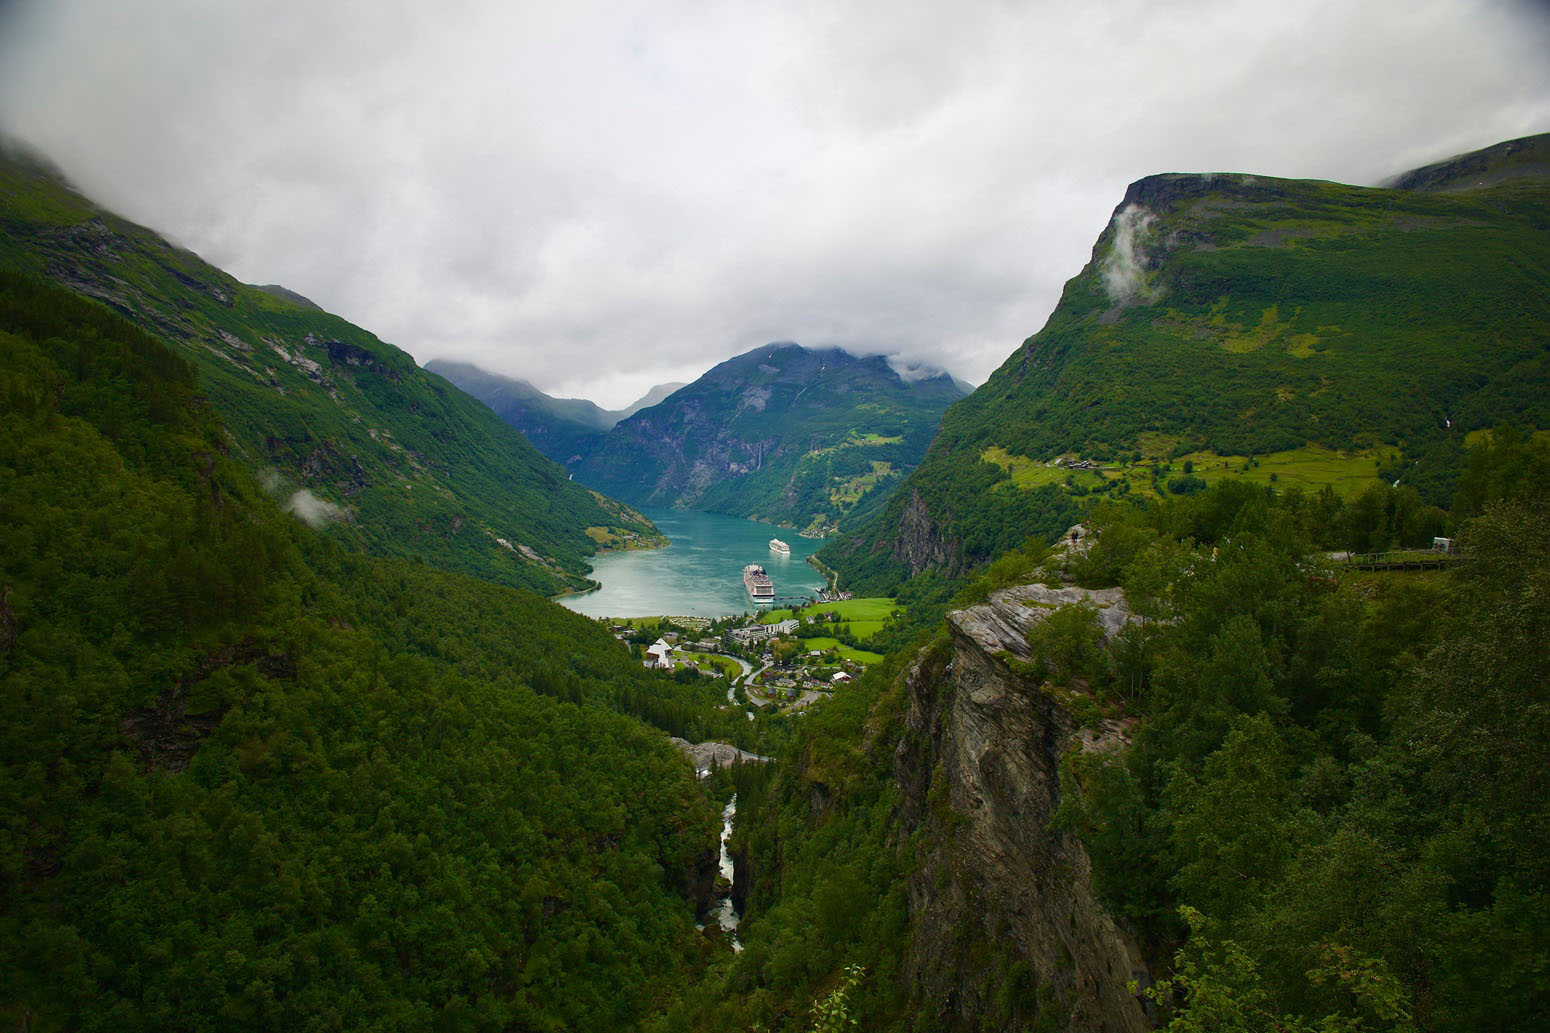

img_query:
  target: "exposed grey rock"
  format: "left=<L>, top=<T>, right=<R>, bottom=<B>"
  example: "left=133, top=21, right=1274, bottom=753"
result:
left=894, top=581, right=1150, bottom=1031
left=669, top=738, right=771, bottom=773
left=891, top=487, right=958, bottom=577
left=216, top=328, right=251, bottom=351
left=949, top=581, right=1135, bottom=663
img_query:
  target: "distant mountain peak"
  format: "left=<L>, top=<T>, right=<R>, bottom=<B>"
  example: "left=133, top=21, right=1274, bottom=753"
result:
left=883, top=354, right=960, bottom=385
left=618, top=381, right=687, bottom=420
left=704, top=341, right=964, bottom=385
left=1384, top=132, right=1550, bottom=193
left=575, top=340, right=969, bottom=532
left=427, top=361, right=698, bottom=466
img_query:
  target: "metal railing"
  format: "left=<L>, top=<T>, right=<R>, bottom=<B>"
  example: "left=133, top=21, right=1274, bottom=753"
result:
left=1342, top=550, right=1467, bottom=571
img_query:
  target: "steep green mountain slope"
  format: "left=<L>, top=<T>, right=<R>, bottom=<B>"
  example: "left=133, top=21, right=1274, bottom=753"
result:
left=821, top=133, right=1550, bottom=591
left=575, top=343, right=969, bottom=533
left=0, top=270, right=733, bottom=1031
left=0, top=141, right=662, bottom=596
left=425, top=358, right=684, bottom=467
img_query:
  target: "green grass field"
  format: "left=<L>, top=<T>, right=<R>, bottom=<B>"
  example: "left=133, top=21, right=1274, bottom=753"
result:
left=832, top=620, right=887, bottom=640
left=1164, top=446, right=1385, bottom=497
left=681, top=651, right=740, bottom=678
left=1465, top=427, right=1548, bottom=446
left=828, top=461, right=895, bottom=509
left=982, top=444, right=1385, bottom=500
left=761, top=597, right=899, bottom=623
left=759, top=596, right=899, bottom=642
left=796, top=637, right=885, bottom=665
left=981, top=446, right=1102, bottom=490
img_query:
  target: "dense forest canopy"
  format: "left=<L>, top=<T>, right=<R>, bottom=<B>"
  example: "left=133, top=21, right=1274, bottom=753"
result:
left=0, top=271, right=732, bottom=1031
left=660, top=450, right=1549, bottom=1031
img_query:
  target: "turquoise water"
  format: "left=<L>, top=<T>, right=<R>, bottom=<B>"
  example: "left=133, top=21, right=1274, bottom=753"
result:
left=559, top=508, right=828, bottom=618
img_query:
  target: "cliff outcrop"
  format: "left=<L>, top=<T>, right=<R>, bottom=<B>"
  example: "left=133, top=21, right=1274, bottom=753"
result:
left=890, top=488, right=960, bottom=578
left=895, top=582, right=1150, bottom=1032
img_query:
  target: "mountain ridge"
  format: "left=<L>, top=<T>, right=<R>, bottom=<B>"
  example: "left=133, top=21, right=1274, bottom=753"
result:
left=820, top=133, right=1550, bottom=591
left=574, top=341, right=970, bottom=532
left=0, top=142, right=663, bottom=595
left=1383, top=131, right=1550, bottom=192
left=425, top=357, right=686, bottom=465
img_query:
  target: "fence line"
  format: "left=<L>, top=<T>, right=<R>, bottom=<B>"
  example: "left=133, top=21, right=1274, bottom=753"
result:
left=1343, top=550, right=1466, bottom=572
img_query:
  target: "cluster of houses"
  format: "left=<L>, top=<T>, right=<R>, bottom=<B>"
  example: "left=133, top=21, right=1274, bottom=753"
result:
left=758, top=663, right=851, bottom=694
left=633, top=630, right=725, bottom=671
left=609, top=616, right=866, bottom=718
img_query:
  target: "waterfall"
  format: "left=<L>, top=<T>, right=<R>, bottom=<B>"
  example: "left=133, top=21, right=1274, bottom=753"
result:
left=712, top=794, right=742, bottom=951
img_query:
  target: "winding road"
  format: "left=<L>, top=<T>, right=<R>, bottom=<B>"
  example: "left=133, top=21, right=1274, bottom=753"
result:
left=722, top=654, right=776, bottom=709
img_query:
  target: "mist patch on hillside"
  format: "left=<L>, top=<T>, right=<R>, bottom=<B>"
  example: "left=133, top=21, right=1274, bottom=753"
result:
left=284, top=488, right=344, bottom=528
left=1101, top=204, right=1160, bottom=306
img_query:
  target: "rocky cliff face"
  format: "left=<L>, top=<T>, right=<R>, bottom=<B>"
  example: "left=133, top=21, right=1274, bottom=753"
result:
left=682, top=845, right=720, bottom=921
left=891, top=488, right=960, bottom=578
left=895, top=582, right=1151, bottom=1032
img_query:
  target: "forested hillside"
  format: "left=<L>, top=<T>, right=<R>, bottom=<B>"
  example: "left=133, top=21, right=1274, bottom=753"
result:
left=654, top=449, right=1549, bottom=1031
left=0, top=271, right=734, bottom=1031
left=822, top=134, right=1550, bottom=592
left=642, top=134, right=1550, bottom=1032
left=0, top=142, right=662, bottom=596
left=576, top=343, right=967, bottom=533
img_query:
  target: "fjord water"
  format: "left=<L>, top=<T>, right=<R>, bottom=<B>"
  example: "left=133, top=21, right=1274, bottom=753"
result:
left=560, top=508, right=827, bottom=618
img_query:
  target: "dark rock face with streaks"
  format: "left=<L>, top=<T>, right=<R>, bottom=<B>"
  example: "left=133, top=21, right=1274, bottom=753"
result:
left=895, top=582, right=1150, bottom=1032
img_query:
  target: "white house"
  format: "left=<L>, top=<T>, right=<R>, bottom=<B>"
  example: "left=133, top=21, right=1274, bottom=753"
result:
left=645, top=638, right=674, bottom=669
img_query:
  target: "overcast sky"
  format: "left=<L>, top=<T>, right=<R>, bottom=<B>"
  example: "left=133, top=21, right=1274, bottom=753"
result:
left=2, top=0, right=1548, bottom=407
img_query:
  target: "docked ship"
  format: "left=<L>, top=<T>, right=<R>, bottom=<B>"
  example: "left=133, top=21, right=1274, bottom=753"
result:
left=769, top=537, right=790, bottom=555
left=743, top=564, right=775, bottom=603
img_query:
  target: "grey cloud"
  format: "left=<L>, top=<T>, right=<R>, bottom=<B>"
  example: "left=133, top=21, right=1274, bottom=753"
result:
left=1, top=0, right=1547, bottom=407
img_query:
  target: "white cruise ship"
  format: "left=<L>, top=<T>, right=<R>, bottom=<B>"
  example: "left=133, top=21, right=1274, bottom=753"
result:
left=769, top=537, right=790, bottom=555
left=743, top=564, right=775, bottom=602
